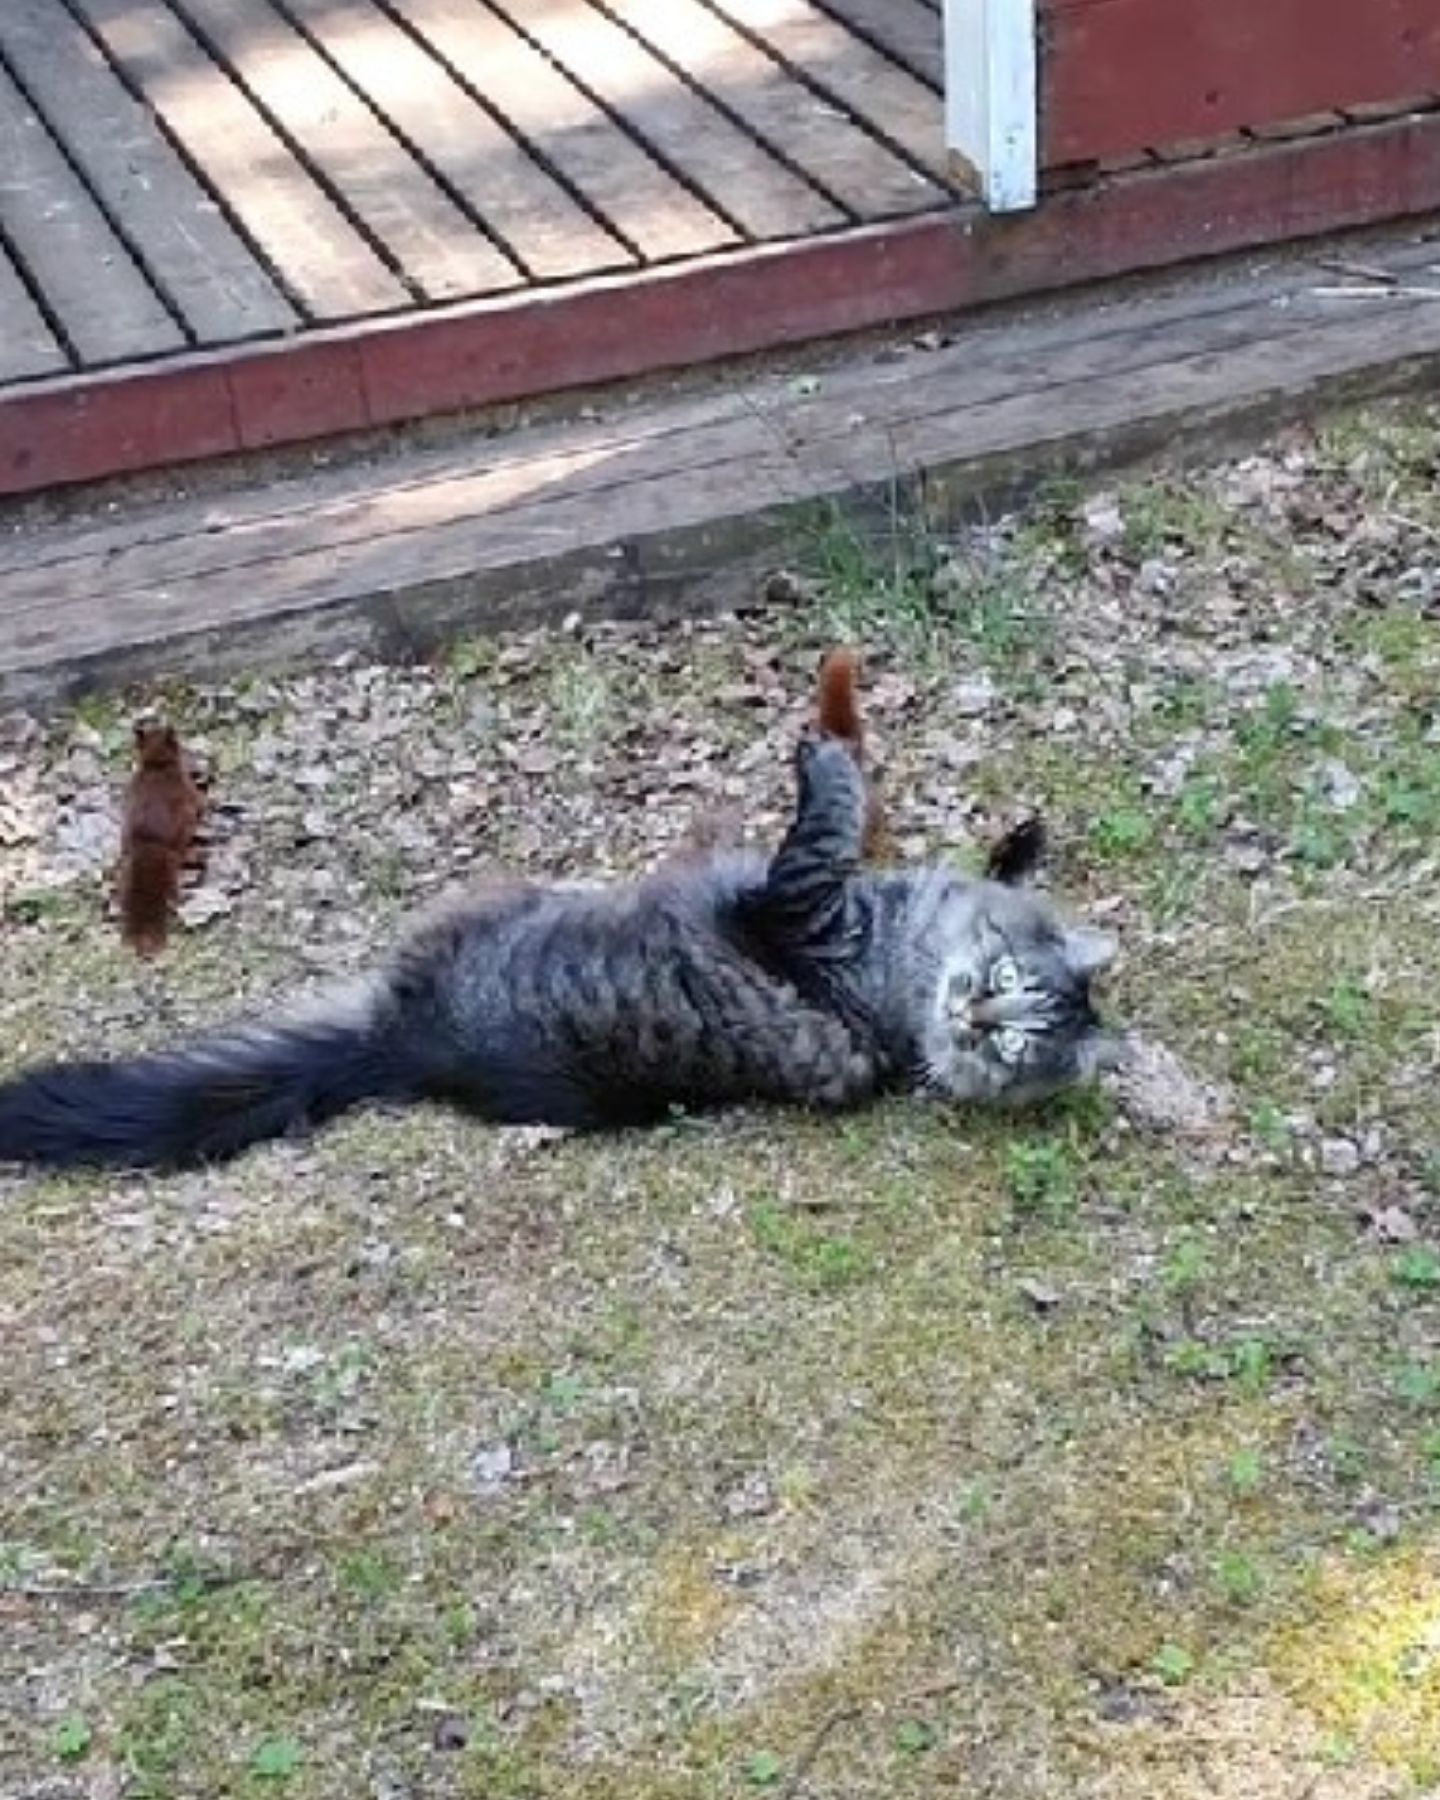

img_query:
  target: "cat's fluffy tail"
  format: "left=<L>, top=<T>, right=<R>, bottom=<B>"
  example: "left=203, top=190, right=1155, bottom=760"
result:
left=0, top=989, right=430, bottom=1172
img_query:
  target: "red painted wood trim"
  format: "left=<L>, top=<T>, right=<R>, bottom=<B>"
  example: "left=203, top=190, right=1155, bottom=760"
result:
left=1040, top=0, right=1440, bottom=167
left=5, top=113, right=1440, bottom=498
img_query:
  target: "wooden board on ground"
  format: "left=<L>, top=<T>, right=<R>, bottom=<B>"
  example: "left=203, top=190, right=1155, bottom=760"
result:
left=483, top=0, right=842, bottom=242
left=71, top=0, right=409, bottom=322
left=0, top=61, right=182, bottom=365
left=5, top=229, right=1440, bottom=704
left=597, top=0, right=943, bottom=218
left=0, top=0, right=297, bottom=344
left=0, top=246, right=67, bottom=383
left=277, top=0, right=643, bottom=279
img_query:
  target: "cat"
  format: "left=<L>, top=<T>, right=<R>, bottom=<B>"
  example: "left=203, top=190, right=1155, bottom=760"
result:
left=0, top=726, right=1121, bottom=1173
left=115, top=722, right=206, bottom=957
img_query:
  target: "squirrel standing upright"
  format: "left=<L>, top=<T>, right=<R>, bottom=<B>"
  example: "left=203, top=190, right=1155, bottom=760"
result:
left=116, top=722, right=205, bottom=957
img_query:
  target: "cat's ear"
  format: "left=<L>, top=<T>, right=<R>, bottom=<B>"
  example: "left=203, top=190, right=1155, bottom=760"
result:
left=1063, top=927, right=1117, bottom=980
left=986, top=816, right=1046, bottom=886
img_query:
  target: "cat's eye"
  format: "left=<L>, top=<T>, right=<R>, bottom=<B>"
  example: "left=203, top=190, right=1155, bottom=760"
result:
left=991, top=957, right=1022, bottom=995
left=996, top=1026, right=1027, bottom=1064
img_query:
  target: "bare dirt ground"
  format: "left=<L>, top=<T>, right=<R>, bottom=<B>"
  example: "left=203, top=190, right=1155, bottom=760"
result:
left=3, top=399, right=1440, bottom=1799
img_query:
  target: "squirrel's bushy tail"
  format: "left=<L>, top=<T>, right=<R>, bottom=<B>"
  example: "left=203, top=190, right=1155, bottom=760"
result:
left=0, top=993, right=431, bottom=1172
left=117, top=844, right=181, bottom=957
left=815, top=647, right=864, bottom=746
left=814, top=646, right=891, bottom=861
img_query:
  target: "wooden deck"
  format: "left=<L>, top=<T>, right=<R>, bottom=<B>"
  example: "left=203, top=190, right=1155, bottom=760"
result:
left=0, top=0, right=949, bottom=381
left=1, top=0, right=1439, bottom=498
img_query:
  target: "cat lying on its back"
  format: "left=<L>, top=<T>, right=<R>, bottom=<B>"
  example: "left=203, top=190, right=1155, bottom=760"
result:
left=0, top=687, right=1122, bottom=1172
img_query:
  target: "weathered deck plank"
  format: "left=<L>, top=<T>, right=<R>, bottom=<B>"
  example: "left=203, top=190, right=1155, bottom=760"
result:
left=70, top=0, right=409, bottom=322
left=276, top=0, right=643, bottom=279
left=808, top=0, right=944, bottom=87
left=704, top=0, right=949, bottom=177
left=0, top=245, right=67, bottom=383
left=481, top=0, right=842, bottom=241
left=6, top=233, right=1440, bottom=704
left=165, top=0, right=520, bottom=301
left=0, top=62, right=183, bottom=365
left=598, top=0, right=943, bottom=217
left=0, top=0, right=298, bottom=344
left=374, top=0, right=739, bottom=263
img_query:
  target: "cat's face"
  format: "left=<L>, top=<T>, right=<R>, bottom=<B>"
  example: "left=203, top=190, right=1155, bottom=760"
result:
left=921, top=885, right=1122, bottom=1105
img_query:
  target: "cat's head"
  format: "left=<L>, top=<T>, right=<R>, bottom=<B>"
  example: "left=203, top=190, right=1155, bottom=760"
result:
left=920, top=882, right=1123, bottom=1106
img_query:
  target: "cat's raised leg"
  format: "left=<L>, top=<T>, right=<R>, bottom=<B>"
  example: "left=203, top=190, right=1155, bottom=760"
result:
left=744, top=734, right=868, bottom=959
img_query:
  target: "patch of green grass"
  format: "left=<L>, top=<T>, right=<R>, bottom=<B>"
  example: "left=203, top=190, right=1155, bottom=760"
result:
left=748, top=1200, right=875, bottom=1293
left=52, top=1717, right=92, bottom=1762
left=251, top=1737, right=303, bottom=1781
left=1151, top=1643, right=1196, bottom=1688
left=1089, top=804, right=1156, bottom=861
left=1213, top=1549, right=1264, bottom=1607
left=1392, top=1248, right=1440, bottom=1294
left=742, top=1749, right=784, bottom=1787
left=1116, top=479, right=1231, bottom=563
left=1225, top=1449, right=1264, bottom=1496
left=1003, top=1139, right=1077, bottom=1219
left=796, top=495, right=1053, bottom=681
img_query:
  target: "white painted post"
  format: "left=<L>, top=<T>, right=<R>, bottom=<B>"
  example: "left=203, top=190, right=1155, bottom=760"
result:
left=942, top=0, right=1038, bottom=213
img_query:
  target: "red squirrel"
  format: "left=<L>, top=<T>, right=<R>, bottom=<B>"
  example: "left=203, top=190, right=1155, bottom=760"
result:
left=116, top=722, right=205, bottom=957
left=813, top=645, right=892, bottom=861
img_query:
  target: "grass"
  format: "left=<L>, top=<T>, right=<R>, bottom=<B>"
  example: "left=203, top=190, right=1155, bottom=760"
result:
left=5, top=399, right=1440, bottom=1797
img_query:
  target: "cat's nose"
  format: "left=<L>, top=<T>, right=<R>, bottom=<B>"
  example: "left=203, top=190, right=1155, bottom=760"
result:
left=968, top=996, right=1013, bottom=1027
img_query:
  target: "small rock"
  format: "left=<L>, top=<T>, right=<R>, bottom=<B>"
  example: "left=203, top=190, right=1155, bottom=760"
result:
left=1319, top=758, right=1362, bottom=812
left=722, top=1472, right=776, bottom=1520
left=760, top=568, right=808, bottom=606
left=951, top=676, right=996, bottom=717
left=1107, top=1034, right=1231, bottom=1136
left=1370, top=1205, right=1419, bottom=1244
left=1354, top=1498, right=1403, bottom=1544
left=471, top=1442, right=516, bottom=1497
left=1017, top=1277, right=1061, bottom=1311
left=431, top=1713, right=470, bottom=1753
left=1080, top=494, right=1125, bottom=546
left=1319, top=1136, right=1361, bottom=1178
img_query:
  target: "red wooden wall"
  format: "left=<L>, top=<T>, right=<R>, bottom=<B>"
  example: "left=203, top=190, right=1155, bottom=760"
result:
left=1041, top=0, right=1440, bottom=166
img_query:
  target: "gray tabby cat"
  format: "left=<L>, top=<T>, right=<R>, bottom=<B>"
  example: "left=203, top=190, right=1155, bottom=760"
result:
left=0, top=734, right=1121, bottom=1172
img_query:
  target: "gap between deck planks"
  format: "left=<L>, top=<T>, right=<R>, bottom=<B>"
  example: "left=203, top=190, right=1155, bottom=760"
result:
left=5, top=228, right=1440, bottom=709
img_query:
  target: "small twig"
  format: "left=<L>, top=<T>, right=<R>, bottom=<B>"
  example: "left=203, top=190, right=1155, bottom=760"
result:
left=5, top=1570, right=240, bottom=1603
left=1314, top=256, right=1399, bottom=286
left=1308, top=283, right=1440, bottom=301
left=782, top=1705, right=864, bottom=1799
left=782, top=1680, right=966, bottom=1796
left=1381, top=509, right=1440, bottom=544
